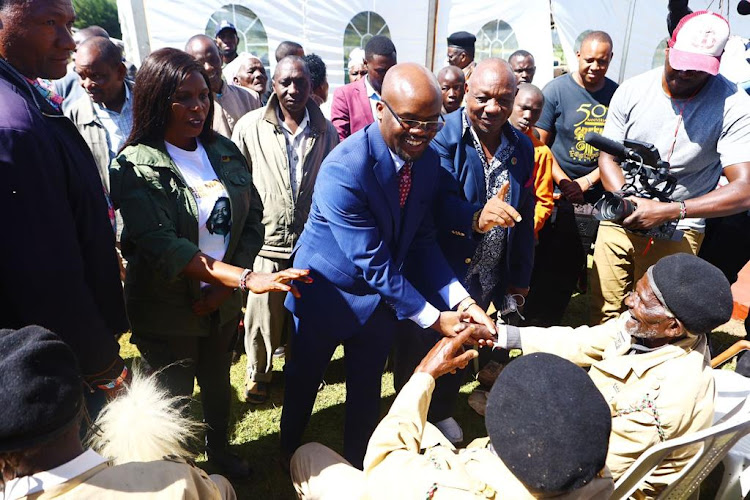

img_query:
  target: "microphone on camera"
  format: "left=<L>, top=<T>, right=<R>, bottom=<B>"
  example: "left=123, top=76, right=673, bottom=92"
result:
left=584, top=132, right=637, bottom=160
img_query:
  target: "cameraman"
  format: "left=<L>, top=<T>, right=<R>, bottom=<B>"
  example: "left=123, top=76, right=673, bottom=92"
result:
left=593, top=11, right=750, bottom=324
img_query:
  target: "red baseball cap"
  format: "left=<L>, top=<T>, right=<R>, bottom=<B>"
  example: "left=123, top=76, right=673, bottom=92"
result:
left=668, top=10, right=730, bottom=75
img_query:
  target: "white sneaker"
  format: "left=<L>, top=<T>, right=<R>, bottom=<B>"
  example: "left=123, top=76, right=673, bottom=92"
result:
left=434, top=417, right=463, bottom=444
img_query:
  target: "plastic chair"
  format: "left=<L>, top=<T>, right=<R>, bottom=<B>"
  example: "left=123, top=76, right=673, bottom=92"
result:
left=712, top=369, right=750, bottom=499
left=611, top=397, right=750, bottom=500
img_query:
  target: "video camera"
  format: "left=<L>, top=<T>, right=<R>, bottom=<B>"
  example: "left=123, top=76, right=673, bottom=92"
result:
left=585, top=132, right=680, bottom=240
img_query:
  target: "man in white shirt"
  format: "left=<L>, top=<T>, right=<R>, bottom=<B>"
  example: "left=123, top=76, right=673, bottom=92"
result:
left=231, top=56, right=339, bottom=403
left=66, top=36, right=132, bottom=195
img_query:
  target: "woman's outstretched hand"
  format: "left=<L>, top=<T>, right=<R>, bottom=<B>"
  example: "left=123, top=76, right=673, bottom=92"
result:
left=246, top=268, right=312, bottom=297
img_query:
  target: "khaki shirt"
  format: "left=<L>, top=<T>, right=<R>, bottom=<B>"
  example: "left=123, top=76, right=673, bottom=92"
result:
left=512, top=313, right=715, bottom=498
left=363, top=372, right=614, bottom=499
left=213, top=81, right=261, bottom=138
left=14, top=456, right=234, bottom=499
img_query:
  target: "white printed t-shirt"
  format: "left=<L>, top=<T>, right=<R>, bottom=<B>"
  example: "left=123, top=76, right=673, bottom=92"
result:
left=166, top=140, right=231, bottom=267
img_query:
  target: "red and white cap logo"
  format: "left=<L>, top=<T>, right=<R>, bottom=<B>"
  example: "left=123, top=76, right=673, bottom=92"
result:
left=668, top=10, right=730, bottom=75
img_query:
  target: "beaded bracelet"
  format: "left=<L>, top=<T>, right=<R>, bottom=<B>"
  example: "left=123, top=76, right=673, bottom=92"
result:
left=238, top=268, right=252, bottom=292
left=97, top=365, right=128, bottom=391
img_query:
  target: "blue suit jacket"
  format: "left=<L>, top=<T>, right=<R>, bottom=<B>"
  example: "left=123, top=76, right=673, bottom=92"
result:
left=285, top=124, right=457, bottom=338
left=417, top=109, right=536, bottom=309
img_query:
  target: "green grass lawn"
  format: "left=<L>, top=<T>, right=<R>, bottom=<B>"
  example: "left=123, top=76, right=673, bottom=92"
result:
left=118, top=289, right=747, bottom=500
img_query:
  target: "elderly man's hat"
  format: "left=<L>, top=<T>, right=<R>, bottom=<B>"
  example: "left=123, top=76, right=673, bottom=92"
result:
left=485, top=353, right=611, bottom=493
left=447, top=31, right=476, bottom=50
left=0, top=326, right=83, bottom=452
left=648, top=253, right=733, bottom=334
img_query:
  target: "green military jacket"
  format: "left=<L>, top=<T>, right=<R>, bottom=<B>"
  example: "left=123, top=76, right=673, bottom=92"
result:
left=110, top=135, right=264, bottom=338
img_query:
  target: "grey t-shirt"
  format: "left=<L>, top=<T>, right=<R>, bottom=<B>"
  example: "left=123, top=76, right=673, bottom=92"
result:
left=537, top=73, right=619, bottom=186
left=603, top=68, right=750, bottom=230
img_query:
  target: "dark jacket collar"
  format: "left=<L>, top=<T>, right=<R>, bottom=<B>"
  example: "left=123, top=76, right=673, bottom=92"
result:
left=0, top=59, right=61, bottom=116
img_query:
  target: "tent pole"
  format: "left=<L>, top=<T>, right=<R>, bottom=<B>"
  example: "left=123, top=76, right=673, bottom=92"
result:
left=426, top=0, right=439, bottom=70
left=116, top=0, right=150, bottom=67
left=618, top=0, right=637, bottom=83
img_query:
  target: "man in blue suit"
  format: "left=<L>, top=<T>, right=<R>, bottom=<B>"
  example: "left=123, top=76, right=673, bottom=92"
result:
left=281, top=63, right=495, bottom=469
left=394, top=59, right=536, bottom=443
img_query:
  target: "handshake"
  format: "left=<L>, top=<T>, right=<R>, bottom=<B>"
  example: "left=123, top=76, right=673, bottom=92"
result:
left=430, top=296, right=498, bottom=346
left=418, top=314, right=505, bottom=380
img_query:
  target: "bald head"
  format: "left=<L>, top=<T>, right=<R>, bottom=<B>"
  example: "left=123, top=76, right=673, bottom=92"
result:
left=381, top=63, right=441, bottom=110
left=437, top=65, right=465, bottom=114
left=466, top=59, right=517, bottom=141
left=437, top=65, right=464, bottom=83
left=469, top=58, right=516, bottom=94
left=185, top=34, right=223, bottom=93
left=377, top=63, right=442, bottom=162
left=185, top=34, right=216, bottom=56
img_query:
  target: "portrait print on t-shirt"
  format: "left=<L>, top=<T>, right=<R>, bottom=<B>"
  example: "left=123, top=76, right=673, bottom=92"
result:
left=207, top=196, right=231, bottom=238
left=189, top=180, right=232, bottom=262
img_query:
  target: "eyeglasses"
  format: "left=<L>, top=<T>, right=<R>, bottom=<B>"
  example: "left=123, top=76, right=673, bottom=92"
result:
left=381, top=99, right=445, bottom=133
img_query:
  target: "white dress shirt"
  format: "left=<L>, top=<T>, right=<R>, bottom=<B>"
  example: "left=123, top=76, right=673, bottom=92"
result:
left=364, top=75, right=380, bottom=121
left=277, top=106, right=311, bottom=199
left=387, top=149, right=470, bottom=328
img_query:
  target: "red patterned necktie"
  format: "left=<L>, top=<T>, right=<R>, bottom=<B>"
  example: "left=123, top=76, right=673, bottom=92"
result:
left=398, top=162, right=412, bottom=208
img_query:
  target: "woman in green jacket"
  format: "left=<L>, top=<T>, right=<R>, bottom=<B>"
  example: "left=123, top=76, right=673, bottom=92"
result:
left=110, top=48, right=310, bottom=478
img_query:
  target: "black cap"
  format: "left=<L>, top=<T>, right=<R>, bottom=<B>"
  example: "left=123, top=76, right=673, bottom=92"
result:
left=485, top=353, right=611, bottom=493
left=447, top=31, right=476, bottom=50
left=215, top=20, right=237, bottom=37
left=650, top=253, right=733, bottom=334
left=0, top=326, right=83, bottom=452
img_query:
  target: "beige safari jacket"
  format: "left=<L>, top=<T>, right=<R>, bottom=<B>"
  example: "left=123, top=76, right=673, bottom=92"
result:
left=508, top=313, right=715, bottom=499
left=231, top=94, right=338, bottom=259
left=363, top=372, right=614, bottom=499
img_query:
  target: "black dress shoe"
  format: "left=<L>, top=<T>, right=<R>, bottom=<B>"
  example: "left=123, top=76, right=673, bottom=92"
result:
left=206, top=447, right=253, bottom=478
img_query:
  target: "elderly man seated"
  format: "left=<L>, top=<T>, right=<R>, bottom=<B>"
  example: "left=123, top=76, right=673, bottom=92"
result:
left=487, top=253, right=733, bottom=498
left=0, top=326, right=236, bottom=499
left=290, top=327, right=614, bottom=499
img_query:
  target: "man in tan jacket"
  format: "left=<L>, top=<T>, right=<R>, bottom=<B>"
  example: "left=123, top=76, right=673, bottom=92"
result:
left=232, top=55, right=338, bottom=402
left=488, top=253, right=733, bottom=498
left=290, top=327, right=614, bottom=499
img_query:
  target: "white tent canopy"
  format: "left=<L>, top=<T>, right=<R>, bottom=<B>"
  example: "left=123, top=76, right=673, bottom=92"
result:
left=552, top=0, right=750, bottom=83
left=117, top=0, right=750, bottom=91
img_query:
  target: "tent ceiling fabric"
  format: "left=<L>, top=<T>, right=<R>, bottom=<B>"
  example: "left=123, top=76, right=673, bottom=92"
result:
left=432, top=0, right=554, bottom=87
left=552, top=0, right=750, bottom=84
left=137, top=0, right=748, bottom=90
left=144, top=0, right=429, bottom=90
